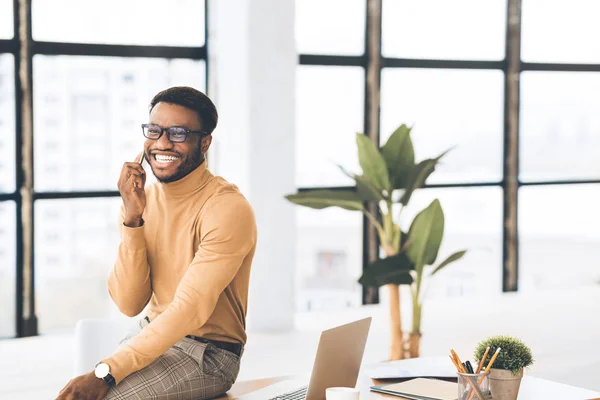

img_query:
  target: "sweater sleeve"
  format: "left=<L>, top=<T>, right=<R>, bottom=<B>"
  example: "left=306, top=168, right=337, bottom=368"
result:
left=107, top=204, right=152, bottom=317
left=103, top=193, right=257, bottom=384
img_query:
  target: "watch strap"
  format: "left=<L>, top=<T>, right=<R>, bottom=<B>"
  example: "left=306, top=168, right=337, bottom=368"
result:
left=102, top=373, right=116, bottom=387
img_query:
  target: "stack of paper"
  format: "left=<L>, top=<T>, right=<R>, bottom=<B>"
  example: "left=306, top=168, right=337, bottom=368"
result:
left=366, top=357, right=457, bottom=380
left=371, top=378, right=458, bottom=400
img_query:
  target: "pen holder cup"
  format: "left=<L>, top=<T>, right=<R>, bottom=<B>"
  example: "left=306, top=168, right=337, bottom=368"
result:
left=457, top=372, right=491, bottom=400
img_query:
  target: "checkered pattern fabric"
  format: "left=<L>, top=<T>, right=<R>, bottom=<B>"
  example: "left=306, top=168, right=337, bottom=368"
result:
left=104, top=318, right=242, bottom=400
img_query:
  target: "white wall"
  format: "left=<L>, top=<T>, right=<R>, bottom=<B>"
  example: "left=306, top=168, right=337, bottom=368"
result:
left=208, top=0, right=297, bottom=331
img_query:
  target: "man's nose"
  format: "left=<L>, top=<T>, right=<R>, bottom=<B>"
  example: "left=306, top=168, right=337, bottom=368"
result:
left=156, top=130, right=174, bottom=149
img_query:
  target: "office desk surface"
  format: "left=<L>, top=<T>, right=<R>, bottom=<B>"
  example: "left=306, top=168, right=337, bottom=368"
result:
left=219, top=370, right=600, bottom=399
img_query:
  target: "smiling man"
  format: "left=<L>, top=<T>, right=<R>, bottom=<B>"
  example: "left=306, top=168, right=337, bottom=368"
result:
left=57, top=86, right=257, bottom=400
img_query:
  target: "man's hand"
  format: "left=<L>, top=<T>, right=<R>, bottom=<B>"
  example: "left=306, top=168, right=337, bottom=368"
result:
left=56, top=372, right=110, bottom=400
left=118, top=153, right=147, bottom=227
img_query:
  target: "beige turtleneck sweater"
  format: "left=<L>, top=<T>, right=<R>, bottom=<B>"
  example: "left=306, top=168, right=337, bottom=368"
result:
left=103, top=161, right=257, bottom=384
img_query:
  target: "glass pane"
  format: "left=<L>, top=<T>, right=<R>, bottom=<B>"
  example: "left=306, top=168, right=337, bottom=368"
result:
left=520, top=185, right=600, bottom=291
left=0, top=54, right=15, bottom=193
left=381, top=69, right=504, bottom=184
left=35, top=197, right=123, bottom=333
left=397, top=187, right=503, bottom=298
left=522, top=0, right=600, bottom=64
left=382, top=0, right=506, bottom=60
left=296, top=207, right=363, bottom=311
left=0, top=0, right=13, bottom=39
left=296, top=0, right=365, bottom=55
left=296, top=66, right=364, bottom=187
left=520, top=72, right=600, bottom=182
left=33, top=55, right=205, bottom=192
left=0, top=201, right=16, bottom=337
left=32, top=0, right=205, bottom=46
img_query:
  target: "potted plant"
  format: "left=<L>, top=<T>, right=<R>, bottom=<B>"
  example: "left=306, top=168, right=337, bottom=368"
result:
left=285, top=124, right=467, bottom=360
left=474, top=335, right=534, bottom=400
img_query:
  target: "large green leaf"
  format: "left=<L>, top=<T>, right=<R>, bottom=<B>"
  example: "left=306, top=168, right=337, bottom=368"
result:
left=381, top=124, right=415, bottom=189
left=336, top=164, right=384, bottom=201
left=356, top=133, right=391, bottom=193
left=407, top=199, right=445, bottom=267
left=359, top=252, right=414, bottom=287
left=285, top=190, right=363, bottom=211
left=355, top=175, right=385, bottom=201
left=397, top=150, right=449, bottom=205
left=431, top=250, right=467, bottom=276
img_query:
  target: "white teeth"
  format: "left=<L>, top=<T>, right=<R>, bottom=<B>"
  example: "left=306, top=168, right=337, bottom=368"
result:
left=155, top=154, right=180, bottom=163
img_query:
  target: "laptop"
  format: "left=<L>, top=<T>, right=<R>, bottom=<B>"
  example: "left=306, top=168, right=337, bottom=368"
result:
left=237, top=317, right=372, bottom=400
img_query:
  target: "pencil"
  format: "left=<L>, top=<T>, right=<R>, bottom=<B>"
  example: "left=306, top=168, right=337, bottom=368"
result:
left=476, top=346, right=491, bottom=373
left=451, top=350, right=467, bottom=373
left=483, top=348, right=501, bottom=374
left=449, top=355, right=461, bottom=371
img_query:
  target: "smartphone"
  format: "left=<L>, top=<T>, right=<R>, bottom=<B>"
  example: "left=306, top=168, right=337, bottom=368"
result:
left=139, top=153, right=147, bottom=169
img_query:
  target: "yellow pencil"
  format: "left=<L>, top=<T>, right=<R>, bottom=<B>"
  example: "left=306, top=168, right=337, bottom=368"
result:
left=449, top=355, right=461, bottom=371
left=476, top=346, right=491, bottom=373
left=483, top=348, right=501, bottom=374
left=451, top=350, right=463, bottom=366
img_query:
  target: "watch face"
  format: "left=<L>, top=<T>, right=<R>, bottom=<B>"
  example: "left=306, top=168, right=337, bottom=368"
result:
left=95, top=363, right=110, bottom=379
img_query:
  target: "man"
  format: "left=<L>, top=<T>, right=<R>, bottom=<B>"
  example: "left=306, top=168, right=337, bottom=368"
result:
left=57, top=86, right=257, bottom=400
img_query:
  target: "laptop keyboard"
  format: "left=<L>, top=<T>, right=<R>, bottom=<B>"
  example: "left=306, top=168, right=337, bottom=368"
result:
left=268, top=386, right=308, bottom=400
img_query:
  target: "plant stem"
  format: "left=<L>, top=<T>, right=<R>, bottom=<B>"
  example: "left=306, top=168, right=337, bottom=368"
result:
left=387, top=283, right=404, bottom=360
left=411, top=287, right=422, bottom=333
left=363, top=208, right=384, bottom=236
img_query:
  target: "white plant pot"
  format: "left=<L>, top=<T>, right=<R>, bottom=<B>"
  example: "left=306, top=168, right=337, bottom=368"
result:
left=489, top=368, right=523, bottom=400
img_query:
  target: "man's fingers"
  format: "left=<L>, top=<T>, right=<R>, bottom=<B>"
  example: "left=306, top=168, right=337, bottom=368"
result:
left=124, top=162, right=146, bottom=172
left=127, top=175, right=144, bottom=190
left=135, top=152, right=144, bottom=163
left=125, top=168, right=145, bottom=178
left=122, top=163, right=145, bottom=176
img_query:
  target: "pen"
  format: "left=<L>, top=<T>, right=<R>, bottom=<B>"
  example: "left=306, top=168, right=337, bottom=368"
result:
left=465, top=361, right=474, bottom=374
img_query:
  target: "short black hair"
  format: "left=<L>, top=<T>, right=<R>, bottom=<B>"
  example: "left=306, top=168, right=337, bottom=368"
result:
left=149, top=86, right=218, bottom=134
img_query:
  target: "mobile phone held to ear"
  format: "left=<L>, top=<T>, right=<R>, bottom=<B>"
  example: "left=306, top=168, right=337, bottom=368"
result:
left=139, top=153, right=147, bottom=168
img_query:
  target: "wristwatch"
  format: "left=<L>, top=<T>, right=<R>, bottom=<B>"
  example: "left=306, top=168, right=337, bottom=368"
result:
left=94, top=362, right=116, bottom=386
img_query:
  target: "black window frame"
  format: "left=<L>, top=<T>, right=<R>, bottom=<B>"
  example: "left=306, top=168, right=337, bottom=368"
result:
left=296, top=0, right=600, bottom=306
left=0, top=0, right=209, bottom=338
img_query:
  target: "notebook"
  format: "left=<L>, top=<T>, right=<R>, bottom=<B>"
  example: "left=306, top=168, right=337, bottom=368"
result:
left=371, top=378, right=458, bottom=400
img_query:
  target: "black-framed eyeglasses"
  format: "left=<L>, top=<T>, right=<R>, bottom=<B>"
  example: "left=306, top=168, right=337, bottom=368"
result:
left=141, top=123, right=208, bottom=143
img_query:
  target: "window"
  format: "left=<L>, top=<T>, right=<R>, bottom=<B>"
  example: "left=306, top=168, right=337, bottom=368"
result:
left=296, top=208, right=363, bottom=311
left=35, top=198, right=122, bottom=333
left=0, top=54, right=15, bottom=193
left=295, top=0, right=365, bottom=56
left=0, top=201, right=16, bottom=337
left=294, top=0, right=368, bottom=312
left=382, top=0, right=506, bottom=60
left=5, top=0, right=208, bottom=337
left=381, top=68, right=504, bottom=183
left=522, top=0, right=600, bottom=64
left=0, top=0, right=13, bottom=39
left=520, top=72, right=600, bottom=182
left=33, top=56, right=206, bottom=192
left=32, top=0, right=206, bottom=46
left=296, top=66, right=364, bottom=187
left=520, top=185, right=600, bottom=291
left=399, top=188, right=503, bottom=298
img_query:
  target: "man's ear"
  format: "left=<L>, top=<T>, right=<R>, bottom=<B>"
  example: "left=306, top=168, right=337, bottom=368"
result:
left=201, top=135, right=212, bottom=154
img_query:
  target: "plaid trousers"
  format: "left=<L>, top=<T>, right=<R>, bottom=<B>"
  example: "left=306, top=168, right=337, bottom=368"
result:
left=104, top=317, right=242, bottom=400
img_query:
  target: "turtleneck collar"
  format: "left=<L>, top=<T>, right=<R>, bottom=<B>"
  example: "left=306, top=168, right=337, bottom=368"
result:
left=158, top=160, right=211, bottom=197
